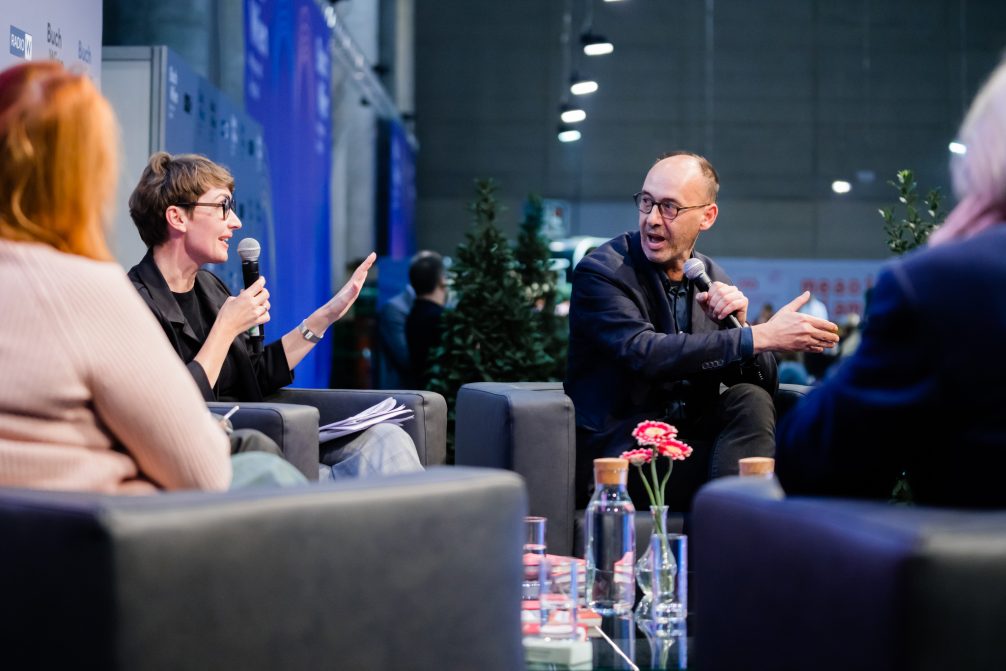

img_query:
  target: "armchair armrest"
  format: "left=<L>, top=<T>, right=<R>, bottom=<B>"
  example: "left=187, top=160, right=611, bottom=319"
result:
left=268, top=388, right=447, bottom=466
left=207, top=401, right=320, bottom=481
left=0, top=467, right=526, bottom=671
left=455, top=382, right=576, bottom=555
left=775, top=382, right=812, bottom=420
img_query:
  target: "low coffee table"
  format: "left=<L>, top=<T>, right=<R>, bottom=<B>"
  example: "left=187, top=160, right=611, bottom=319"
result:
left=526, top=614, right=691, bottom=670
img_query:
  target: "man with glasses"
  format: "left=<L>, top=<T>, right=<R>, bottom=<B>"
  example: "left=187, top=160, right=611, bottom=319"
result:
left=565, top=151, right=839, bottom=509
left=126, top=152, right=423, bottom=478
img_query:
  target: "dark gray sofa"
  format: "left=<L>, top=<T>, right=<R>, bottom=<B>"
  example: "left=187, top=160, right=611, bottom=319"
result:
left=692, top=475, right=1006, bottom=671
left=0, top=467, right=524, bottom=671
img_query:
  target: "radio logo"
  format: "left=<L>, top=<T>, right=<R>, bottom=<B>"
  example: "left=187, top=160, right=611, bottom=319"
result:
left=9, top=25, right=32, bottom=60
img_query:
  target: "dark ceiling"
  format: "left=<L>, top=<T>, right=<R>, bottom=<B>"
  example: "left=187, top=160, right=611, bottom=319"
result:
left=414, top=0, right=1006, bottom=258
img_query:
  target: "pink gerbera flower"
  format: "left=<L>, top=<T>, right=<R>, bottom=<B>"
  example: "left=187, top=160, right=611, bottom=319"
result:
left=625, top=420, right=692, bottom=512
left=620, top=447, right=654, bottom=467
left=656, top=438, right=693, bottom=461
left=631, top=420, right=678, bottom=446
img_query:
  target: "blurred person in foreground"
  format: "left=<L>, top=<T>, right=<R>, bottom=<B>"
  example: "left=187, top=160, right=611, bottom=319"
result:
left=0, top=61, right=300, bottom=493
left=565, top=151, right=840, bottom=509
left=777, top=57, right=1006, bottom=506
left=126, top=153, right=422, bottom=479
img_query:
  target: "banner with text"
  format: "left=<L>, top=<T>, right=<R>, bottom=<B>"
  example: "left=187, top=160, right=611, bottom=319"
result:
left=244, top=0, right=332, bottom=388
left=1, top=0, right=101, bottom=81
left=718, top=257, right=886, bottom=322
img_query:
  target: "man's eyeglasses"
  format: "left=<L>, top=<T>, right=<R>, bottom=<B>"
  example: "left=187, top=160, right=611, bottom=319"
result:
left=633, top=192, right=709, bottom=222
left=176, top=196, right=237, bottom=221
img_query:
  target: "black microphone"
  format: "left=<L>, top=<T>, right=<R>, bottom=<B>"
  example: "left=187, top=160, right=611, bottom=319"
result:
left=237, top=237, right=264, bottom=354
left=683, top=257, right=742, bottom=329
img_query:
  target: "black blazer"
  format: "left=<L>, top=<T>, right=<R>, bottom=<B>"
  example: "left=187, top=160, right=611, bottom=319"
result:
left=128, top=249, right=293, bottom=402
left=565, top=231, right=777, bottom=454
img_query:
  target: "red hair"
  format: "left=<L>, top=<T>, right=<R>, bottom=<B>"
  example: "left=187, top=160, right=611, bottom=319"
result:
left=0, top=61, right=119, bottom=260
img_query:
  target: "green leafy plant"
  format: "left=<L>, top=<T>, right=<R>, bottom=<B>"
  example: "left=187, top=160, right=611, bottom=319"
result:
left=428, top=179, right=555, bottom=461
left=878, top=169, right=944, bottom=255
left=889, top=470, right=915, bottom=506
left=879, top=169, right=945, bottom=504
left=514, top=194, right=567, bottom=381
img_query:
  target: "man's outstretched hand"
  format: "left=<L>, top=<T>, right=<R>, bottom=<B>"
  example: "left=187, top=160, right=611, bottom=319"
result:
left=751, top=291, right=840, bottom=354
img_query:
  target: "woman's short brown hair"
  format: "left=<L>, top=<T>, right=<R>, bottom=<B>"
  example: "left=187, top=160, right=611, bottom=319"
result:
left=0, top=61, right=119, bottom=260
left=129, top=152, right=235, bottom=249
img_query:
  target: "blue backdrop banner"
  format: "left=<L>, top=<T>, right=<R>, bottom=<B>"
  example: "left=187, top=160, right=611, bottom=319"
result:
left=244, top=0, right=332, bottom=388
left=376, top=118, right=417, bottom=261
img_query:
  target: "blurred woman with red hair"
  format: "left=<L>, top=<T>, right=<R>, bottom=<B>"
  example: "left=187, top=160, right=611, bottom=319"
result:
left=0, top=61, right=266, bottom=493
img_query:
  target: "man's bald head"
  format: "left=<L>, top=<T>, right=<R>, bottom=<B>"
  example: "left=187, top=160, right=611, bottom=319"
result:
left=654, top=151, right=720, bottom=203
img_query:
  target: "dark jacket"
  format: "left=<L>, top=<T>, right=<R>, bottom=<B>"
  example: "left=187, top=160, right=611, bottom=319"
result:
left=405, top=297, right=444, bottom=389
left=565, top=231, right=777, bottom=455
left=777, top=226, right=1006, bottom=506
left=128, top=249, right=293, bottom=402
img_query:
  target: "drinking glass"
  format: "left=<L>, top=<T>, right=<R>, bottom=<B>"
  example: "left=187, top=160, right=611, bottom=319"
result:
left=538, top=556, right=578, bottom=640
left=649, top=533, right=687, bottom=634
left=522, top=516, right=547, bottom=600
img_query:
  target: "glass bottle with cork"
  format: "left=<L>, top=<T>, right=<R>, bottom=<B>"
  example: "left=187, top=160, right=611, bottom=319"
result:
left=584, top=457, right=636, bottom=615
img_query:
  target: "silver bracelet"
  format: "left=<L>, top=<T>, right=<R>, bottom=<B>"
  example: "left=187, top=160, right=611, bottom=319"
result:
left=298, top=320, right=323, bottom=343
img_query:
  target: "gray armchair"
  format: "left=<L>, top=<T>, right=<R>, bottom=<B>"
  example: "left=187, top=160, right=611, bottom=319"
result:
left=207, top=400, right=321, bottom=479
left=270, top=388, right=447, bottom=467
left=692, top=476, right=1006, bottom=671
left=455, top=381, right=809, bottom=556
left=208, top=388, right=448, bottom=482
left=0, top=467, right=525, bottom=671
left=456, top=382, right=576, bottom=555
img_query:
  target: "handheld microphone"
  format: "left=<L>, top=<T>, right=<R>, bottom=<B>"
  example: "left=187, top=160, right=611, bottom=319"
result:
left=683, top=257, right=742, bottom=329
left=236, top=237, right=264, bottom=353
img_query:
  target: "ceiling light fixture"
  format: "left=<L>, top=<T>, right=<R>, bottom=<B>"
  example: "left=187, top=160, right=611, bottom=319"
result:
left=558, top=124, right=582, bottom=143
left=831, top=180, right=852, bottom=194
left=570, top=73, right=598, bottom=96
left=949, top=141, right=967, bottom=155
left=560, top=103, right=586, bottom=123
left=581, top=32, right=614, bottom=56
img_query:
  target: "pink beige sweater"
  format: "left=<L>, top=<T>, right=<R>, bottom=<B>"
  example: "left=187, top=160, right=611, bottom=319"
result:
left=0, top=240, right=231, bottom=494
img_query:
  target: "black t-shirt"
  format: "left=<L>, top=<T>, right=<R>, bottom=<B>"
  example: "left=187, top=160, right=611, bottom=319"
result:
left=660, top=276, right=692, bottom=335
left=172, top=288, right=240, bottom=401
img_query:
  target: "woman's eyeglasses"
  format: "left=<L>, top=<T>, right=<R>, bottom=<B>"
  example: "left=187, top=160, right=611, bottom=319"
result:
left=176, top=196, right=236, bottom=220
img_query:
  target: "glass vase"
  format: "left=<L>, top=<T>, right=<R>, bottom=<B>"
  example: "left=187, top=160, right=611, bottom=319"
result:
left=634, top=505, right=673, bottom=624
left=635, top=505, right=671, bottom=600
left=635, top=506, right=687, bottom=634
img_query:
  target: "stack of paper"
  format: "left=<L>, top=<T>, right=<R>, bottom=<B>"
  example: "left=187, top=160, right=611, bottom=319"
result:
left=523, top=638, right=593, bottom=668
left=318, top=397, right=414, bottom=442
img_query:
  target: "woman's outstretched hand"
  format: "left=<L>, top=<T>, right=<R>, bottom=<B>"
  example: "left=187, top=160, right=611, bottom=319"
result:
left=280, top=252, right=376, bottom=371
left=324, top=252, right=376, bottom=322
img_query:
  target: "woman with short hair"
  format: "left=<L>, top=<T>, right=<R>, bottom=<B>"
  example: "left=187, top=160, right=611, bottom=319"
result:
left=126, top=152, right=422, bottom=478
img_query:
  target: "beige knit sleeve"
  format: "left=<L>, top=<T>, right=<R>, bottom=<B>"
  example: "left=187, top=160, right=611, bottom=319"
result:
left=53, top=262, right=232, bottom=491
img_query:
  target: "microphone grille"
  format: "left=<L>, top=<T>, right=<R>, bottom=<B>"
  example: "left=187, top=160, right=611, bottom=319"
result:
left=683, top=257, right=706, bottom=280
left=237, top=237, right=261, bottom=262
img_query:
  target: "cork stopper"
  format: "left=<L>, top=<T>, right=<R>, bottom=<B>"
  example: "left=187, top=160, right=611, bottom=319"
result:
left=594, top=458, right=629, bottom=486
left=739, top=457, right=775, bottom=477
